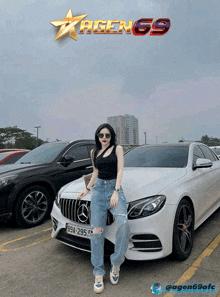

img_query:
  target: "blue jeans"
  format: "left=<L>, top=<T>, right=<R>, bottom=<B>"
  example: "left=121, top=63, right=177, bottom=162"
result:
left=90, top=178, right=130, bottom=276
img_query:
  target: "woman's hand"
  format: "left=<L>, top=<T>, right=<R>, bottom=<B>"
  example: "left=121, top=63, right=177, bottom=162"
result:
left=77, top=189, right=89, bottom=200
left=110, top=191, right=119, bottom=208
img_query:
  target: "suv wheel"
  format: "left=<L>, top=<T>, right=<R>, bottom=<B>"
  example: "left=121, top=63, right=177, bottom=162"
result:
left=15, top=186, right=52, bottom=228
left=172, top=199, right=194, bottom=260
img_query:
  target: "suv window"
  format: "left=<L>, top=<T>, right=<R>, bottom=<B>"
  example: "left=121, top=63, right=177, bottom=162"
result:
left=17, top=142, right=69, bottom=164
left=66, top=145, right=89, bottom=161
left=193, top=146, right=204, bottom=167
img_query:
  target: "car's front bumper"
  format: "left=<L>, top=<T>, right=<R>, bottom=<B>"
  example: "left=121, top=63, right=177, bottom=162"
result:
left=51, top=201, right=176, bottom=260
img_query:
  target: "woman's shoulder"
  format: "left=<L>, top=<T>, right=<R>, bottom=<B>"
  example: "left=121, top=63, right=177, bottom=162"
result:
left=115, top=145, right=123, bottom=154
left=115, top=144, right=123, bottom=149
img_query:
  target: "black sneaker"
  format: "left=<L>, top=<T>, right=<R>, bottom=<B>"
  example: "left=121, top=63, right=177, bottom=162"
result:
left=110, top=266, right=120, bottom=285
left=94, top=275, right=104, bottom=294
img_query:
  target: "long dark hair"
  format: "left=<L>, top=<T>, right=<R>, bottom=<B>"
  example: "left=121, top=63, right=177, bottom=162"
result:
left=94, top=123, right=117, bottom=151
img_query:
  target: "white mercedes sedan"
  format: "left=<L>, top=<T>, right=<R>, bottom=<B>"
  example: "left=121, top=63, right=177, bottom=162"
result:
left=51, top=142, right=220, bottom=261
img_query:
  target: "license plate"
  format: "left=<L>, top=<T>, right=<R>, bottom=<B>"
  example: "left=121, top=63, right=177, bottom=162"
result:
left=66, top=223, right=92, bottom=238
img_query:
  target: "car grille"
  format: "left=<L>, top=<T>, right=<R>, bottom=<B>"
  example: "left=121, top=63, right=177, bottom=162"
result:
left=60, top=198, right=114, bottom=225
left=130, top=234, right=162, bottom=252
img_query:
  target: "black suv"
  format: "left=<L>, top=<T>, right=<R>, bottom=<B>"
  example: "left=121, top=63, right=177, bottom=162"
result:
left=0, top=140, right=95, bottom=228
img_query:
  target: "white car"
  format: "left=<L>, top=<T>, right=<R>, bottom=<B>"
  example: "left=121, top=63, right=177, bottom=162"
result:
left=51, top=142, right=220, bottom=261
left=210, top=146, right=220, bottom=159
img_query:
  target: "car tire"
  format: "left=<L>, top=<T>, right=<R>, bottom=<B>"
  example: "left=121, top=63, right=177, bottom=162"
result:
left=172, top=199, right=194, bottom=260
left=15, top=186, right=53, bottom=228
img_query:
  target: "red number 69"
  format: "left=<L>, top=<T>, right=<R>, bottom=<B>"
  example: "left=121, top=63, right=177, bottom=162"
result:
left=132, top=18, right=171, bottom=36
left=150, top=18, right=171, bottom=36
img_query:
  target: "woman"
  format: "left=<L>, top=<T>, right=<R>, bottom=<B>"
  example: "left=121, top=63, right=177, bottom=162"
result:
left=77, top=123, right=130, bottom=294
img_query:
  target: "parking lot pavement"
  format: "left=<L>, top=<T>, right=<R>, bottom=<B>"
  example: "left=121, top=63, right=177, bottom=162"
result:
left=0, top=207, right=219, bottom=297
left=160, top=206, right=220, bottom=297
left=162, top=234, right=220, bottom=297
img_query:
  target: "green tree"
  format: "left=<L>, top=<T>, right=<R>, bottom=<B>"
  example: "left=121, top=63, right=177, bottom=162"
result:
left=0, top=126, right=45, bottom=150
left=200, top=135, right=220, bottom=146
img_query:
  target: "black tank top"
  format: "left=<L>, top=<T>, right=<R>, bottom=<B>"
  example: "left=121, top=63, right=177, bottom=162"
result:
left=94, top=145, right=117, bottom=180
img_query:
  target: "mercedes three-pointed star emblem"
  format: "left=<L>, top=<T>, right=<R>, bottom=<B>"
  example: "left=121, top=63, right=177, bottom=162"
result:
left=77, top=204, right=90, bottom=223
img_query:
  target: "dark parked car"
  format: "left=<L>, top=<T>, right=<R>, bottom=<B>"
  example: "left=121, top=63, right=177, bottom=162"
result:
left=0, top=140, right=95, bottom=228
left=0, top=150, right=30, bottom=165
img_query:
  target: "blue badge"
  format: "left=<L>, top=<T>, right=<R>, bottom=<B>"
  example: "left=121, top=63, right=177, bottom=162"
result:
left=151, top=283, right=163, bottom=294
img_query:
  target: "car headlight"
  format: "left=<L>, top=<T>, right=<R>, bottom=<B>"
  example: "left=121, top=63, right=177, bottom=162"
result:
left=55, top=194, right=60, bottom=208
left=0, top=175, right=17, bottom=188
left=55, top=190, right=62, bottom=208
left=127, top=195, right=166, bottom=220
left=55, top=184, right=68, bottom=208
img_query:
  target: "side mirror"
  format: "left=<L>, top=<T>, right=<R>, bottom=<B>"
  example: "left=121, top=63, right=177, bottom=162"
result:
left=60, top=155, right=75, bottom=167
left=194, top=158, right=213, bottom=169
left=64, top=155, right=75, bottom=162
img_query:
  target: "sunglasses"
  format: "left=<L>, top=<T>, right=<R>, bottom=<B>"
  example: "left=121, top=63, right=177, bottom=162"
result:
left=97, top=133, right=111, bottom=138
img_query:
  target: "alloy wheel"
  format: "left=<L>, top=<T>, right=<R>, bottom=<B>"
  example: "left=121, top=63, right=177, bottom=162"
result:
left=177, top=204, right=193, bottom=254
left=21, top=191, right=48, bottom=223
left=172, top=199, right=194, bottom=260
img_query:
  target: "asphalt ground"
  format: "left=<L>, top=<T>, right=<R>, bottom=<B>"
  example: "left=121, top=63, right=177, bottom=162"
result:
left=0, top=207, right=219, bottom=297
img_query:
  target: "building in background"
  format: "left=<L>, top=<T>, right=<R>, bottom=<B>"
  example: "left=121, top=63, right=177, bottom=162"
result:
left=107, top=114, right=139, bottom=145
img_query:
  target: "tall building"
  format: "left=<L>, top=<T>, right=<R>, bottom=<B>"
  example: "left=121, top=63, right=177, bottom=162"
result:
left=107, top=114, right=139, bottom=145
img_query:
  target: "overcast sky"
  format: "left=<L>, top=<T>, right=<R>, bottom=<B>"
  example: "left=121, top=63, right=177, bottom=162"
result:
left=1, top=0, right=219, bottom=144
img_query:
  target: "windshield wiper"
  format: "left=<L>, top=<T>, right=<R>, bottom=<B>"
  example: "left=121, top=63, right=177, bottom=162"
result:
left=20, top=162, right=32, bottom=164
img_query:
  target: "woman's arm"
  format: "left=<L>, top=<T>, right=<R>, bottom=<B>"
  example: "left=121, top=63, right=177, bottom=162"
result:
left=77, top=149, right=98, bottom=199
left=86, top=149, right=98, bottom=189
left=115, top=145, right=124, bottom=190
left=110, top=145, right=124, bottom=208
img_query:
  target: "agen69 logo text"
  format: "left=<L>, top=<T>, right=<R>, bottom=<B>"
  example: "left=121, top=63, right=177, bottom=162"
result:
left=51, top=9, right=171, bottom=41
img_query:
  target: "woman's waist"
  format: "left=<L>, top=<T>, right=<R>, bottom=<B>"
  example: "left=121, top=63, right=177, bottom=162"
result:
left=96, top=177, right=116, bottom=184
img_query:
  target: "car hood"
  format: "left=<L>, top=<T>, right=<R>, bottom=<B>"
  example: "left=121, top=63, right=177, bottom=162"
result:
left=61, top=167, right=187, bottom=202
left=0, top=163, right=48, bottom=175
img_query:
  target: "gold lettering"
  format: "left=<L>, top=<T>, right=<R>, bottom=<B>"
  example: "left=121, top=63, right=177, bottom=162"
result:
left=118, top=20, right=133, bottom=34
left=106, top=20, right=119, bottom=34
left=93, top=20, right=106, bottom=34
left=79, top=20, right=93, bottom=34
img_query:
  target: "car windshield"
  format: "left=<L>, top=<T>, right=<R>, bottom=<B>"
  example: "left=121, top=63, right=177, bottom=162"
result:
left=0, top=152, right=11, bottom=160
left=124, top=146, right=189, bottom=168
left=16, top=142, right=69, bottom=164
